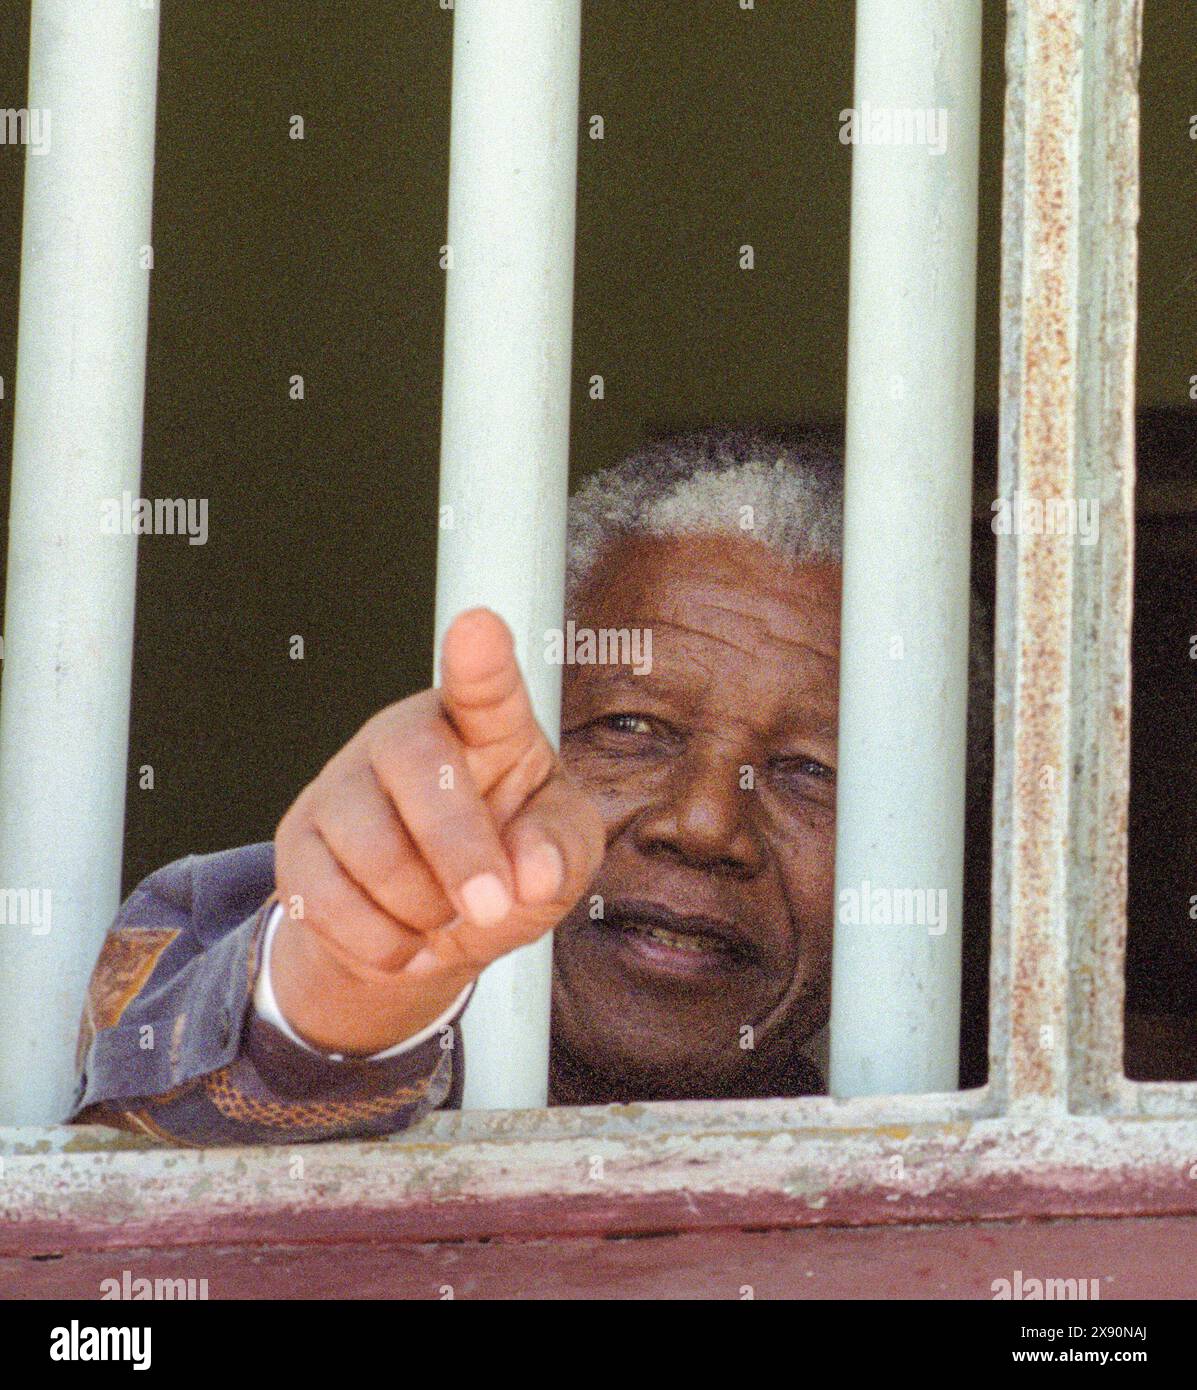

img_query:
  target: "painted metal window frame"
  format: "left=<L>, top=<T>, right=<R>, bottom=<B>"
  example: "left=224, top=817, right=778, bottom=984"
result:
left=6, top=0, right=1190, bottom=1254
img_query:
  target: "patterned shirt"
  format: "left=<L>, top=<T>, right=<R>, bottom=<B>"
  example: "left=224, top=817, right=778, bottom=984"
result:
left=71, top=843, right=464, bottom=1146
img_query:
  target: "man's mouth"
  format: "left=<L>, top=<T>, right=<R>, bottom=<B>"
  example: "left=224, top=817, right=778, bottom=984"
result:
left=588, top=898, right=751, bottom=978
left=628, top=924, right=725, bottom=954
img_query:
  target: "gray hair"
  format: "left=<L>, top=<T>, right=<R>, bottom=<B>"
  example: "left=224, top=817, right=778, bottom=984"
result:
left=566, top=425, right=844, bottom=606
left=564, top=424, right=993, bottom=786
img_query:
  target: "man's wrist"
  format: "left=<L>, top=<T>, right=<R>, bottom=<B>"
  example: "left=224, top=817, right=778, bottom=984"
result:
left=254, top=901, right=474, bottom=1060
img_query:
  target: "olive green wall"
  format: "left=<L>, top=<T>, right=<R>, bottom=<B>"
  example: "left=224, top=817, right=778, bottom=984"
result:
left=0, top=1, right=1190, bottom=888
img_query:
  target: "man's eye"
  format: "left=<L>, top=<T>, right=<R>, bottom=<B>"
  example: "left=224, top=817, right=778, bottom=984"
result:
left=603, top=713, right=654, bottom=736
left=770, top=756, right=836, bottom=787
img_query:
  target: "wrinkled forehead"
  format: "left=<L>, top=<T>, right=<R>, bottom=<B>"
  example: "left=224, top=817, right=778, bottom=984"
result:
left=563, top=532, right=841, bottom=738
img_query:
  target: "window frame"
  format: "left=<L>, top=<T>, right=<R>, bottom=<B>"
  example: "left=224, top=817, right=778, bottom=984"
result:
left=5, top=0, right=1192, bottom=1257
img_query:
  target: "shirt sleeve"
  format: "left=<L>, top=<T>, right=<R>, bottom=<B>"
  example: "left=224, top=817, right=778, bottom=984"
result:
left=70, top=846, right=469, bottom=1146
left=252, top=900, right=473, bottom=1061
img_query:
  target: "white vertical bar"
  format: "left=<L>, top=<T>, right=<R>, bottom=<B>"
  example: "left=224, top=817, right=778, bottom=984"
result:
left=0, top=1, right=160, bottom=1124
left=434, top=0, right=581, bottom=1110
left=829, top=0, right=982, bottom=1097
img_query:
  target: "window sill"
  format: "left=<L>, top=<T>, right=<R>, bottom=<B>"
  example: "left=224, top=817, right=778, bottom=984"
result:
left=5, top=1085, right=1197, bottom=1257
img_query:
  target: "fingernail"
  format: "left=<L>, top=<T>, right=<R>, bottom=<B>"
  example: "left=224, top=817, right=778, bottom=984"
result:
left=516, top=841, right=564, bottom=903
left=459, top=871, right=512, bottom=926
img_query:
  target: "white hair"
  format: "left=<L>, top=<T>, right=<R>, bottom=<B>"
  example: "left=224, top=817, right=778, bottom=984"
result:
left=566, top=425, right=843, bottom=607
left=564, top=424, right=993, bottom=786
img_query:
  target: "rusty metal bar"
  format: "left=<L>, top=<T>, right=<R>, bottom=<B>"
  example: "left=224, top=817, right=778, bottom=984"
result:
left=990, top=0, right=1077, bottom=1115
left=990, top=0, right=1079, bottom=1115
left=1065, top=0, right=1141, bottom=1114
left=990, top=0, right=1141, bottom=1116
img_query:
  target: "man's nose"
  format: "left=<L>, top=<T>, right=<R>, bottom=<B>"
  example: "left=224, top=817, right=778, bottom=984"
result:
left=632, top=741, right=765, bottom=877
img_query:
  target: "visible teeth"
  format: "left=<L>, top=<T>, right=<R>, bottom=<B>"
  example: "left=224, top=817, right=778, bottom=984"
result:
left=610, top=915, right=737, bottom=957
left=644, top=925, right=720, bottom=953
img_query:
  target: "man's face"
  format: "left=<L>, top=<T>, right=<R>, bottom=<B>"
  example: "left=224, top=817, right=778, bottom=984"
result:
left=551, top=532, right=842, bottom=1101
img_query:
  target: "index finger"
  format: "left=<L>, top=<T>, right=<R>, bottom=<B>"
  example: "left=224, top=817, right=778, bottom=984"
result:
left=439, top=607, right=543, bottom=750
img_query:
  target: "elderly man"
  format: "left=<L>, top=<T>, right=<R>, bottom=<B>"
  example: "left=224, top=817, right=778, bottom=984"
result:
left=72, top=426, right=990, bottom=1145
